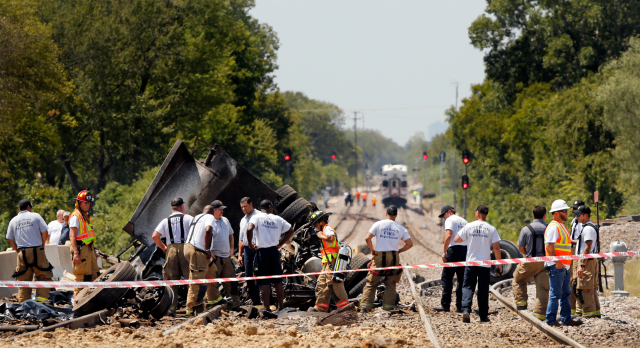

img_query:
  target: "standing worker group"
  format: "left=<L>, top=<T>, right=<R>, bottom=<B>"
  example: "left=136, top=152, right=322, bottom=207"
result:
left=7, top=199, right=53, bottom=303
left=362, top=192, right=368, bottom=206
left=544, top=200, right=582, bottom=327
left=69, top=190, right=99, bottom=296
left=434, top=205, right=467, bottom=313
left=454, top=204, right=502, bottom=323
left=511, top=205, right=549, bottom=320
left=361, top=205, right=413, bottom=312
left=151, top=197, right=193, bottom=316
left=308, top=210, right=349, bottom=312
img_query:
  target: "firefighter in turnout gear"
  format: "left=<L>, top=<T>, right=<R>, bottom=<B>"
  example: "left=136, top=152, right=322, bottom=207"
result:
left=512, top=205, right=549, bottom=320
left=574, top=206, right=601, bottom=318
left=152, top=197, right=193, bottom=315
left=361, top=205, right=413, bottom=312
left=570, top=199, right=586, bottom=315
left=308, top=210, right=349, bottom=312
left=70, top=191, right=100, bottom=296
left=6, top=199, right=54, bottom=303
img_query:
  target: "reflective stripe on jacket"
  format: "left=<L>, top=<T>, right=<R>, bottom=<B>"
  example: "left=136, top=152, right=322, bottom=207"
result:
left=545, top=220, right=571, bottom=266
left=71, top=210, right=96, bottom=245
left=320, top=225, right=340, bottom=263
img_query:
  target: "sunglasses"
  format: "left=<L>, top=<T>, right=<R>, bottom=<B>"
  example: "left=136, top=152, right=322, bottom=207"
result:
left=559, top=210, right=568, bottom=213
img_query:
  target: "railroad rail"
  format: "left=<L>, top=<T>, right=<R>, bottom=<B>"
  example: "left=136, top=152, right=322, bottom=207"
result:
left=399, top=207, right=440, bottom=257
left=401, top=257, right=442, bottom=348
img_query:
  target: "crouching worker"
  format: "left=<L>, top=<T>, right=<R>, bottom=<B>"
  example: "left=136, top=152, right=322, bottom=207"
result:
left=308, top=210, right=348, bottom=312
left=361, top=205, right=413, bottom=312
left=7, top=199, right=53, bottom=303
left=70, top=191, right=99, bottom=296
left=184, top=205, right=215, bottom=315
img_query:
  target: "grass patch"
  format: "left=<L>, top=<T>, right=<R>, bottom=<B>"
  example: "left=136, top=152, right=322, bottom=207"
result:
left=602, top=257, right=640, bottom=297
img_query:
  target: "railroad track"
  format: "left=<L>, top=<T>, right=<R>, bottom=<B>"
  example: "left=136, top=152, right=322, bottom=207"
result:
left=399, top=206, right=588, bottom=348
left=340, top=203, right=366, bottom=243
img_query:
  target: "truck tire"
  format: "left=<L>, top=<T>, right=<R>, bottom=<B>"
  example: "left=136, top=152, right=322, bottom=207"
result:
left=275, top=185, right=297, bottom=212
left=280, top=198, right=312, bottom=224
left=490, top=240, right=523, bottom=284
left=73, top=261, right=137, bottom=317
left=348, top=277, right=367, bottom=298
left=344, top=253, right=370, bottom=291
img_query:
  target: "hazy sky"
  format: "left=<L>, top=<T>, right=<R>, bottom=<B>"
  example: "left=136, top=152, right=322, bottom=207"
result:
left=250, top=1, right=488, bottom=146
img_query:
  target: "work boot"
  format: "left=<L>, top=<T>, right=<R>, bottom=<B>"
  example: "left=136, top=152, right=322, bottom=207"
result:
left=462, top=311, right=470, bottom=323
left=167, top=306, right=177, bottom=317
left=193, top=304, right=205, bottom=316
left=433, top=306, right=450, bottom=312
left=480, top=317, right=490, bottom=323
left=359, top=306, right=371, bottom=313
left=517, top=305, right=527, bottom=311
left=549, top=322, right=561, bottom=328
left=563, top=319, right=583, bottom=327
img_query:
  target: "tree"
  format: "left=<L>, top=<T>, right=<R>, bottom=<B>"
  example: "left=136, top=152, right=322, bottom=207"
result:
left=470, top=0, right=640, bottom=96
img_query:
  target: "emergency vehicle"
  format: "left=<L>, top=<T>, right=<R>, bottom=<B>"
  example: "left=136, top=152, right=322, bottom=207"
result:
left=380, top=164, right=408, bottom=206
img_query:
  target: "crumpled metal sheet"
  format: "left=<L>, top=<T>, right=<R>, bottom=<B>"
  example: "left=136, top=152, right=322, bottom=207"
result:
left=0, top=300, right=74, bottom=323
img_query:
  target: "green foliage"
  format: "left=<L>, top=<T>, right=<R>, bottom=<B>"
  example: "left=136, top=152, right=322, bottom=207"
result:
left=91, top=167, right=158, bottom=256
left=471, top=0, right=640, bottom=95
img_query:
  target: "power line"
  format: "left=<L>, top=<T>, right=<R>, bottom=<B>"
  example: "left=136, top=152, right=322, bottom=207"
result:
left=298, top=104, right=449, bottom=112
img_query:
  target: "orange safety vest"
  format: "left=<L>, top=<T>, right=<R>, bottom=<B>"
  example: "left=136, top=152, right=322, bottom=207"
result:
left=362, top=193, right=368, bottom=200
left=71, top=210, right=96, bottom=245
left=320, top=225, right=340, bottom=263
left=545, top=220, right=571, bottom=266
left=355, top=192, right=360, bottom=198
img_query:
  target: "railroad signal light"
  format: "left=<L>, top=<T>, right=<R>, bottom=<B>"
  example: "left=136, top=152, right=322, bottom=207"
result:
left=284, top=149, right=292, bottom=162
left=330, top=151, right=336, bottom=160
left=462, top=150, right=470, bottom=165
left=422, top=151, right=428, bottom=160
left=462, top=175, right=469, bottom=190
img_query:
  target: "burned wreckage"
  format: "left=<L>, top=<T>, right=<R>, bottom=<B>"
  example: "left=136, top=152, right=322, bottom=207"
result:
left=73, top=140, right=372, bottom=317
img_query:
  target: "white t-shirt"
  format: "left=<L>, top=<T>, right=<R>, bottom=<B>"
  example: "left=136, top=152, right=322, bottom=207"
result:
left=444, top=214, right=468, bottom=247
left=457, top=220, right=501, bottom=268
left=368, top=219, right=410, bottom=252
left=578, top=224, right=597, bottom=254
left=69, top=215, right=80, bottom=229
left=323, top=225, right=336, bottom=238
left=47, top=220, right=64, bottom=245
left=210, top=216, right=233, bottom=257
left=248, top=213, right=291, bottom=249
left=186, top=213, right=216, bottom=251
left=6, top=211, right=48, bottom=248
left=239, top=210, right=262, bottom=245
left=154, top=212, right=193, bottom=245
left=571, top=218, right=583, bottom=241
left=544, top=223, right=571, bottom=269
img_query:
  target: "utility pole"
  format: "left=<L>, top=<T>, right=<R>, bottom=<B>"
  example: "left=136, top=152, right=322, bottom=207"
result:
left=452, top=82, right=459, bottom=210
left=439, top=151, right=446, bottom=210
left=353, top=112, right=362, bottom=192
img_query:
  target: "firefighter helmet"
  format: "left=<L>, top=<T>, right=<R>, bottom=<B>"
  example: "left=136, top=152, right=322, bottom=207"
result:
left=308, top=210, right=332, bottom=225
left=76, top=190, right=95, bottom=202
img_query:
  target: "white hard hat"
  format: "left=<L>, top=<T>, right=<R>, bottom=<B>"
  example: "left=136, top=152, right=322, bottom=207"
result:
left=549, top=199, right=570, bottom=213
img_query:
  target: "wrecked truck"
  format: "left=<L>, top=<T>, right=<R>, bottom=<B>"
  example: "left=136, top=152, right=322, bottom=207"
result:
left=74, top=139, right=371, bottom=316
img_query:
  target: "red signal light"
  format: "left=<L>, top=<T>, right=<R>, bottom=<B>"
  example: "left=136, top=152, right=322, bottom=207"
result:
left=462, top=175, right=469, bottom=190
left=331, top=154, right=336, bottom=160
left=462, top=150, right=470, bottom=165
left=463, top=158, right=469, bottom=164
left=422, top=151, right=428, bottom=160
left=284, top=155, right=291, bottom=161
left=462, top=183, right=468, bottom=189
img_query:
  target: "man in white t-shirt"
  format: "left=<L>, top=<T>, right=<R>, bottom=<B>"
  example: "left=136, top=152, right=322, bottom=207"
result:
left=360, top=205, right=413, bottom=312
left=246, top=200, right=294, bottom=312
left=238, top=197, right=262, bottom=305
left=151, top=197, right=193, bottom=315
left=434, top=205, right=468, bottom=313
left=183, top=205, right=215, bottom=315
left=543, top=199, right=582, bottom=327
left=574, top=206, right=601, bottom=318
left=454, top=204, right=501, bottom=323
left=205, top=200, right=240, bottom=309
left=47, top=210, right=65, bottom=245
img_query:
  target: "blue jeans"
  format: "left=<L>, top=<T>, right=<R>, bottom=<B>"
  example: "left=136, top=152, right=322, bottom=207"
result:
left=546, top=266, right=572, bottom=324
left=244, top=248, right=261, bottom=305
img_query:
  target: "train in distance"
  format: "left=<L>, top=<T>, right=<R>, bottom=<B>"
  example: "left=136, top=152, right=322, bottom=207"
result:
left=380, top=164, right=408, bottom=207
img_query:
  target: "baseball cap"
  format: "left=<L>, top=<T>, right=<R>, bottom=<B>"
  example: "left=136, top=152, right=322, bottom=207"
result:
left=18, top=199, right=32, bottom=211
left=260, top=200, right=274, bottom=210
left=575, top=205, right=591, bottom=216
left=171, top=197, right=184, bottom=207
left=386, top=205, right=398, bottom=216
left=475, top=204, right=489, bottom=215
left=211, top=200, right=227, bottom=210
left=572, top=200, right=585, bottom=209
left=438, top=205, right=455, bottom=218
left=63, top=211, right=71, bottom=217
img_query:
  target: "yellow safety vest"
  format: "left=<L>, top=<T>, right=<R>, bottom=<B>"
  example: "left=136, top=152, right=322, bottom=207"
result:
left=71, top=210, right=96, bottom=245
left=320, top=225, right=340, bottom=263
